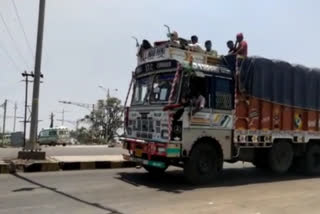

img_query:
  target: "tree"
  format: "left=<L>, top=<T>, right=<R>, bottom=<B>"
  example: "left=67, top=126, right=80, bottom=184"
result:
left=70, top=127, right=92, bottom=144
left=83, top=97, right=123, bottom=143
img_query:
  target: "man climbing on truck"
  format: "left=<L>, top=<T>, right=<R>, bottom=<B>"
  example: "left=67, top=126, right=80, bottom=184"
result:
left=234, top=33, right=248, bottom=57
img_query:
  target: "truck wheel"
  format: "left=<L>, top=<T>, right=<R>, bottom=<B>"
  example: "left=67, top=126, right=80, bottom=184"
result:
left=268, top=141, right=293, bottom=174
left=304, top=144, right=320, bottom=175
left=143, top=165, right=167, bottom=175
left=184, top=143, right=222, bottom=185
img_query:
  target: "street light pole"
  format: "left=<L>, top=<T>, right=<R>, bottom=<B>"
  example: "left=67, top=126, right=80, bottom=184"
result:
left=28, top=0, right=46, bottom=151
left=98, top=85, right=118, bottom=99
left=2, top=99, right=7, bottom=145
left=13, top=102, right=17, bottom=132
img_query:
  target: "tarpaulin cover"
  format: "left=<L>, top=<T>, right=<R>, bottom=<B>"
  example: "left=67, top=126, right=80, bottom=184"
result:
left=221, top=55, right=320, bottom=111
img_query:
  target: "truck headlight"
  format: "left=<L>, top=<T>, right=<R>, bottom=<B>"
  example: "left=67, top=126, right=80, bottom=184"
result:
left=161, top=130, right=169, bottom=139
left=171, top=121, right=182, bottom=141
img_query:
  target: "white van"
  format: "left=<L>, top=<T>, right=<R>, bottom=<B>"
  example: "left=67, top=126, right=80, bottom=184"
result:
left=38, top=127, right=71, bottom=146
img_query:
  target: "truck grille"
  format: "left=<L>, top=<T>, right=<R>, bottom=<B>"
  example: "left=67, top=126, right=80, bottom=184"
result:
left=134, top=117, right=154, bottom=139
left=135, top=118, right=154, bottom=132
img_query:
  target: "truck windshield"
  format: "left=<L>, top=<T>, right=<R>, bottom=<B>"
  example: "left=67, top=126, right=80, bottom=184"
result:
left=132, top=72, right=178, bottom=105
left=150, top=73, right=176, bottom=103
left=132, top=76, right=150, bottom=105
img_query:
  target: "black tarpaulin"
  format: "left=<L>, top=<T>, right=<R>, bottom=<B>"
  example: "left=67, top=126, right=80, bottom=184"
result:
left=238, top=57, right=320, bottom=110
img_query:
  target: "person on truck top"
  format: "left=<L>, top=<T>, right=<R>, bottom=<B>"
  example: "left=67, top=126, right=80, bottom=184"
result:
left=188, top=35, right=203, bottom=52
left=170, top=31, right=180, bottom=45
left=226, top=40, right=236, bottom=55
left=234, top=33, right=248, bottom=57
left=137, top=39, right=152, bottom=58
left=204, top=40, right=218, bottom=57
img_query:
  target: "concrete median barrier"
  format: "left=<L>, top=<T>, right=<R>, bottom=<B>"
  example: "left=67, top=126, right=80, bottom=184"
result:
left=0, top=161, right=10, bottom=174
left=56, top=155, right=136, bottom=171
left=1, top=155, right=136, bottom=174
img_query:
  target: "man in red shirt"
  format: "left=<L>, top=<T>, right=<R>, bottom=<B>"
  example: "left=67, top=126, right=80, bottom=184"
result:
left=234, top=33, right=248, bottom=57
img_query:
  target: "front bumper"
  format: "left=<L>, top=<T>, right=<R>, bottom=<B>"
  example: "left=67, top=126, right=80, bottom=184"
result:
left=121, top=137, right=181, bottom=158
left=123, top=154, right=166, bottom=168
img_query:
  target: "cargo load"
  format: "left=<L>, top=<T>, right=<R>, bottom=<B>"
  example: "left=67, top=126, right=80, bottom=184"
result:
left=239, top=57, right=320, bottom=111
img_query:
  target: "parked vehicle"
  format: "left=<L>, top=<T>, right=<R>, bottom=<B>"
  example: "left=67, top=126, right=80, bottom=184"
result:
left=0, top=134, right=11, bottom=146
left=121, top=36, right=320, bottom=184
left=38, top=127, right=71, bottom=146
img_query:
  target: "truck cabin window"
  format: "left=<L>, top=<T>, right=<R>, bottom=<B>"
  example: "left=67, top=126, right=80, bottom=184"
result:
left=187, top=76, right=208, bottom=107
left=150, top=73, right=176, bottom=103
left=214, top=77, right=233, bottom=110
left=132, top=77, right=150, bottom=105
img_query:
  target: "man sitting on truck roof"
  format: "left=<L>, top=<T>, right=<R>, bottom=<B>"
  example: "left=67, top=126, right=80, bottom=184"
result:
left=204, top=40, right=218, bottom=57
left=188, top=35, right=203, bottom=52
left=169, top=31, right=180, bottom=45
left=234, top=33, right=248, bottom=57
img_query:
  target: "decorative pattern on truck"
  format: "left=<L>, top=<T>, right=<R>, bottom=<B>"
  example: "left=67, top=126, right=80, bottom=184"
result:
left=128, top=110, right=169, bottom=142
left=138, top=46, right=218, bottom=66
left=190, top=112, right=232, bottom=129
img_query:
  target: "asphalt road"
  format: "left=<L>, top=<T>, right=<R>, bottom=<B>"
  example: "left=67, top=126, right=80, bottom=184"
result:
left=0, top=145, right=127, bottom=160
left=1, top=163, right=320, bottom=214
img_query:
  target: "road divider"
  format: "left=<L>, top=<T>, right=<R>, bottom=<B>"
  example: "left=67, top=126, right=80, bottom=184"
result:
left=0, top=155, right=136, bottom=174
left=0, top=161, right=10, bottom=174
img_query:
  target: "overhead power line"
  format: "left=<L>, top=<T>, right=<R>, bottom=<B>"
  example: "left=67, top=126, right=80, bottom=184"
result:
left=0, top=8, right=31, bottom=69
left=0, top=41, right=22, bottom=71
left=11, top=0, right=35, bottom=59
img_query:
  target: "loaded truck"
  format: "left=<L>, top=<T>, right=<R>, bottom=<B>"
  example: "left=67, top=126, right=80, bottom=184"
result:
left=121, top=35, right=320, bottom=184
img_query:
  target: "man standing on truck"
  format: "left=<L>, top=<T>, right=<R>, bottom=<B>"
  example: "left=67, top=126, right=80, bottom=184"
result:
left=234, top=33, right=248, bottom=57
left=226, top=40, right=236, bottom=54
left=204, top=40, right=218, bottom=57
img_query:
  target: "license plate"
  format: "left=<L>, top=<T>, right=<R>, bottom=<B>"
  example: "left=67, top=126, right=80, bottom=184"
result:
left=135, top=149, right=143, bottom=157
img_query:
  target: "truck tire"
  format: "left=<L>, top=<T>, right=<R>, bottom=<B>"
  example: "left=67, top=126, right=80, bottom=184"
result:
left=268, top=140, right=293, bottom=174
left=143, top=165, right=167, bottom=175
left=304, top=144, right=320, bottom=175
left=184, top=143, right=222, bottom=185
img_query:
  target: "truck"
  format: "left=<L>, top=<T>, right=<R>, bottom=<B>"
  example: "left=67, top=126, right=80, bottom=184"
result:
left=121, top=35, right=320, bottom=184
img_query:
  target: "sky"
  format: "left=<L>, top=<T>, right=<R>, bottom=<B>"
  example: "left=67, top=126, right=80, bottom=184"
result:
left=0, top=0, right=320, bottom=134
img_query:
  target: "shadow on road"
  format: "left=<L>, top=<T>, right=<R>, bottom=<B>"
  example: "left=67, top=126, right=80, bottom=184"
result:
left=12, top=173, right=123, bottom=214
left=12, top=187, right=42, bottom=192
left=117, top=166, right=315, bottom=194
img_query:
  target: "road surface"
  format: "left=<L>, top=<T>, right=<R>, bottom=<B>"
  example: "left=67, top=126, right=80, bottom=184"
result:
left=1, top=163, right=320, bottom=214
left=0, top=145, right=127, bottom=160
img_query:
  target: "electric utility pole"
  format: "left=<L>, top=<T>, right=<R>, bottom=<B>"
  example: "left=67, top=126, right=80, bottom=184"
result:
left=50, top=113, right=54, bottom=128
left=28, top=0, right=46, bottom=151
left=21, top=71, right=34, bottom=148
left=19, top=0, right=46, bottom=159
left=13, top=102, right=17, bottom=132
